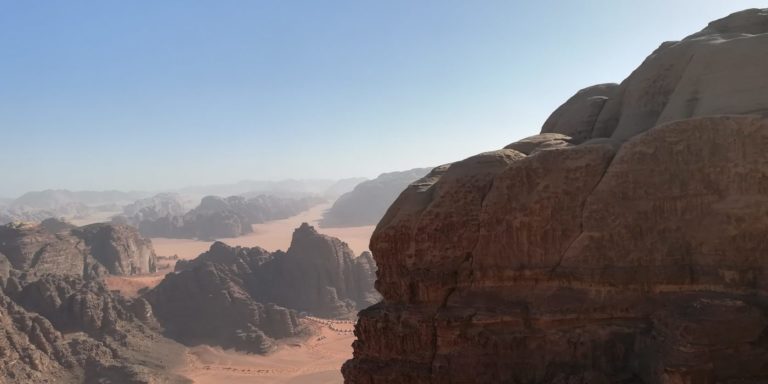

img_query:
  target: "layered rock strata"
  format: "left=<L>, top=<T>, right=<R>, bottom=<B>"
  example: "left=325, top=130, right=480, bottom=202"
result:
left=344, top=9, right=768, bottom=384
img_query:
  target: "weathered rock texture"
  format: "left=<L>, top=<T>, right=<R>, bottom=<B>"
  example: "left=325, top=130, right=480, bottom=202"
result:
left=0, top=220, right=157, bottom=281
left=144, top=223, right=380, bottom=353
left=0, top=274, right=188, bottom=383
left=344, top=9, right=768, bottom=384
left=321, top=168, right=432, bottom=227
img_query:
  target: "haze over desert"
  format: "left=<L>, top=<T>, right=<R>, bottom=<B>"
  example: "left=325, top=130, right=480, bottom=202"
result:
left=3, top=2, right=768, bottom=384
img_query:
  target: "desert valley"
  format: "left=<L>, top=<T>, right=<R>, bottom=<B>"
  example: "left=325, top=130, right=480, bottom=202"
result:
left=0, top=169, right=426, bottom=383
left=3, top=3, right=768, bottom=384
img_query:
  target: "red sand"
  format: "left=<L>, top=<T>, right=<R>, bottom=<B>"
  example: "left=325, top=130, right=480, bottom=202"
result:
left=175, top=319, right=355, bottom=384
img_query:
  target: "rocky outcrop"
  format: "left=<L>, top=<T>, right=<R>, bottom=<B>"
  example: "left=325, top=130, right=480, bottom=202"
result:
left=344, top=9, right=768, bottom=384
left=320, top=168, right=432, bottom=227
left=182, top=197, right=252, bottom=239
left=254, top=223, right=382, bottom=317
left=116, top=193, right=188, bottom=238
left=0, top=220, right=157, bottom=281
left=145, top=242, right=287, bottom=353
left=124, top=194, right=323, bottom=240
left=0, top=274, right=187, bottom=383
left=144, top=223, right=380, bottom=353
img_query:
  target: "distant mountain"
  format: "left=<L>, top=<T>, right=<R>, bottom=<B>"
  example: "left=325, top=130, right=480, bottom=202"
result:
left=117, top=193, right=325, bottom=240
left=11, top=189, right=148, bottom=210
left=320, top=168, right=432, bottom=228
left=179, top=178, right=365, bottom=199
left=323, top=177, right=368, bottom=198
left=121, top=193, right=188, bottom=221
left=0, top=177, right=366, bottom=226
left=0, top=189, right=149, bottom=225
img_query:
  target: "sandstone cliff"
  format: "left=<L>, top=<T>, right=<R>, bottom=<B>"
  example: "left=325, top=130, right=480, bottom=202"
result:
left=254, top=223, right=382, bottom=316
left=344, top=9, right=768, bottom=384
left=0, top=219, right=157, bottom=281
left=144, top=223, right=380, bottom=352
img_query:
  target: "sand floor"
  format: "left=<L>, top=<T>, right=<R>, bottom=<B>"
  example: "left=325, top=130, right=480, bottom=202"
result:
left=175, top=319, right=356, bottom=384
left=151, top=203, right=375, bottom=260
left=69, top=209, right=123, bottom=226
left=104, top=272, right=169, bottom=297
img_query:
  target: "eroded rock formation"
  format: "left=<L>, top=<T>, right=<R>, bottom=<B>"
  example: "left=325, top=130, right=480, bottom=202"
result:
left=144, top=223, right=380, bottom=352
left=0, top=220, right=157, bottom=281
left=344, top=9, right=768, bottom=384
left=0, top=274, right=187, bottom=383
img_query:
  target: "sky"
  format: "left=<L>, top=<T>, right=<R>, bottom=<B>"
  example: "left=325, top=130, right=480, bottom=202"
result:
left=0, top=0, right=765, bottom=197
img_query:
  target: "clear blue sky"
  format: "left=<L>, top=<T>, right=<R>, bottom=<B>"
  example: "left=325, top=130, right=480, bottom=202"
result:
left=0, top=1, right=764, bottom=197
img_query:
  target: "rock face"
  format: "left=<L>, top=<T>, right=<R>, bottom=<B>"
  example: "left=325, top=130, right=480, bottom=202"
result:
left=0, top=274, right=188, bottom=383
left=254, top=223, right=382, bottom=317
left=0, top=220, right=157, bottom=281
left=144, top=223, right=380, bottom=353
left=320, top=168, right=432, bottom=227
left=343, top=9, right=768, bottom=384
left=122, top=194, right=323, bottom=240
left=117, top=193, right=188, bottom=238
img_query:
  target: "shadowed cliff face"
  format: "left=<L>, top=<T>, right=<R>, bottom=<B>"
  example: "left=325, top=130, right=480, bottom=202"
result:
left=0, top=274, right=188, bottom=383
left=344, top=9, right=768, bottom=384
left=143, top=223, right=380, bottom=353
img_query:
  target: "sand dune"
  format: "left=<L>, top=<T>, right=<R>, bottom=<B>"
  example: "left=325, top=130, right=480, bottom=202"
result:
left=176, top=319, right=355, bottom=384
left=151, top=203, right=375, bottom=260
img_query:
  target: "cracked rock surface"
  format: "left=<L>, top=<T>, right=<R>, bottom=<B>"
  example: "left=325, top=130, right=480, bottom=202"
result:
left=343, top=8, right=768, bottom=384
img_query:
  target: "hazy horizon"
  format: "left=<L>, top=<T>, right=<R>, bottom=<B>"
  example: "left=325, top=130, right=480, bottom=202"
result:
left=0, top=173, right=417, bottom=200
left=2, top=0, right=765, bottom=197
